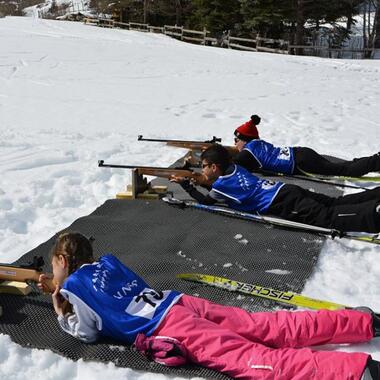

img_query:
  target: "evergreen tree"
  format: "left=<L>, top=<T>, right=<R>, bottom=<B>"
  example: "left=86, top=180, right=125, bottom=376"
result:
left=374, top=0, right=380, bottom=50
left=146, top=0, right=193, bottom=26
left=189, top=0, right=243, bottom=35
left=239, top=0, right=297, bottom=38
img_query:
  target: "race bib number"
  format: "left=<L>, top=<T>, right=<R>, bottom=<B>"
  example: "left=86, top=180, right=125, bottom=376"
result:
left=125, top=288, right=170, bottom=319
left=262, top=180, right=277, bottom=190
left=278, top=147, right=291, bottom=160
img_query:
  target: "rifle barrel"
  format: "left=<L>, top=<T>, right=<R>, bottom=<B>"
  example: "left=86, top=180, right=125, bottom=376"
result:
left=137, top=135, right=221, bottom=144
left=98, top=160, right=190, bottom=171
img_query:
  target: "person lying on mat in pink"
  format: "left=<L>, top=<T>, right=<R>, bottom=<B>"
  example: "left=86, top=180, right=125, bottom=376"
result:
left=232, top=114, right=380, bottom=177
left=38, top=231, right=380, bottom=380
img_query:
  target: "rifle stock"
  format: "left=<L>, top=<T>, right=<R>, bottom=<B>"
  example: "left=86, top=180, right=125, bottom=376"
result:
left=0, top=257, right=56, bottom=293
left=136, top=167, right=197, bottom=179
left=166, top=141, right=215, bottom=150
left=168, top=142, right=239, bottom=158
left=98, top=160, right=212, bottom=185
left=99, top=160, right=198, bottom=178
left=137, top=136, right=238, bottom=156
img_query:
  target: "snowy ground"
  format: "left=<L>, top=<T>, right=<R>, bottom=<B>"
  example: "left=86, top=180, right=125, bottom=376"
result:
left=1, top=15, right=380, bottom=379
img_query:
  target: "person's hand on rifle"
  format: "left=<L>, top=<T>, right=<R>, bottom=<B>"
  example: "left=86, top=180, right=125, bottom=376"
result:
left=170, top=173, right=209, bottom=186
left=170, top=175, right=188, bottom=184
left=37, top=273, right=55, bottom=294
left=191, top=172, right=212, bottom=186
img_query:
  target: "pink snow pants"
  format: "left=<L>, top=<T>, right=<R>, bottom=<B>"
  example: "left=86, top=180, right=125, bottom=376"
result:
left=154, top=295, right=373, bottom=380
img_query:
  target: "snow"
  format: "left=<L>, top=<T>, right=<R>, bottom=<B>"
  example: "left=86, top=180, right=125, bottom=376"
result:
left=1, top=15, right=380, bottom=379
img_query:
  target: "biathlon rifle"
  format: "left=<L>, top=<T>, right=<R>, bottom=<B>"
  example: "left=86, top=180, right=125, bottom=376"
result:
left=138, top=135, right=222, bottom=150
left=138, top=136, right=239, bottom=159
left=0, top=256, right=55, bottom=293
left=98, top=160, right=208, bottom=182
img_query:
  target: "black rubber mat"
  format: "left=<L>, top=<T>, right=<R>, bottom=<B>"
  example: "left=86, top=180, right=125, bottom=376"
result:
left=0, top=195, right=340, bottom=379
left=0, top=153, right=344, bottom=379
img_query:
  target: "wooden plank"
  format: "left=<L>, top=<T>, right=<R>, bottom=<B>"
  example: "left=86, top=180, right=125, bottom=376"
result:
left=83, top=18, right=99, bottom=25
left=288, top=45, right=373, bottom=54
left=229, top=43, right=257, bottom=52
left=130, top=22, right=148, bottom=27
left=182, top=36, right=204, bottom=43
left=205, top=37, right=218, bottom=43
left=165, top=31, right=182, bottom=37
left=182, top=28, right=205, bottom=35
left=114, top=21, right=130, bottom=28
left=130, top=28, right=149, bottom=32
left=149, top=26, right=164, bottom=32
left=116, top=191, right=134, bottom=199
left=164, top=25, right=182, bottom=31
left=256, top=46, right=288, bottom=54
left=288, top=45, right=328, bottom=50
left=0, top=281, right=32, bottom=296
left=256, top=37, right=285, bottom=44
left=229, top=36, right=256, bottom=43
left=137, top=192, right=160, bottom=200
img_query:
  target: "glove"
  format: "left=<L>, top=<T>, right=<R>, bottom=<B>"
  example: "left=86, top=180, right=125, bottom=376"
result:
left=179, top=179, right=194, bottom=192
left=134, top=333, right=188, bottom=366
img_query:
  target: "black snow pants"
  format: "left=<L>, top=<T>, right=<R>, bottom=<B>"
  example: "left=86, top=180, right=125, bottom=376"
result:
left=267, top=184, right=380, bottom=233
left=293, top=147, right=380, bottom=177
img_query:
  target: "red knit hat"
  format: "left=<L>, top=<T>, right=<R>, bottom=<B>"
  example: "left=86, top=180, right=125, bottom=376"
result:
left=234, top=115, right=261, bottom=141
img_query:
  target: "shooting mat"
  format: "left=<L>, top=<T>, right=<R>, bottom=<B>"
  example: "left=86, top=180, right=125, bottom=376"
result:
left=0, top=173, right=343, bottom=379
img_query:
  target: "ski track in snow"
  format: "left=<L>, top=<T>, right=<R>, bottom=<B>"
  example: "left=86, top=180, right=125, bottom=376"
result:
left=0, top=15, right=380, bottom=379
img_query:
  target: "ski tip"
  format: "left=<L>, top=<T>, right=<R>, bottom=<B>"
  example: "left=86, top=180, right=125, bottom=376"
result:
left=162, top=196, right=187, bottom=209
left=176, top=273, right=203, bottom=280
left=177, top=273, right=194, bottom=278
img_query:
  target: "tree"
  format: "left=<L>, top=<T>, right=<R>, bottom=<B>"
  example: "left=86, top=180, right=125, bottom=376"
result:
left=189, top=0, right=243, bottom=35
left=145, top=0, right=193, bottom=26
left=373, top=0, right=380, bottom=49
left=295, top=0, right=305, bottom=54
left=370, top=0, right=380, bottom=55
left=240, top=0, right=295, bottom=38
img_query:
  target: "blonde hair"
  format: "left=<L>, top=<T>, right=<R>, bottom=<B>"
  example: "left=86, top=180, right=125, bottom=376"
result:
left=51, top=232, right=94, bottom=275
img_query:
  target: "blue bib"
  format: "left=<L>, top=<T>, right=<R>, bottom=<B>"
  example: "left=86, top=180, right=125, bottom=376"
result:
left=212, top=165, right=284, bottom=213
left=63, top=255, right=182, bottom=344
left=244, top=140, right=295, bottom=174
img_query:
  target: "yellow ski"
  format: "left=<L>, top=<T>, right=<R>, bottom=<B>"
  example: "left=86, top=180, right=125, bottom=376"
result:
left=177, top=273, right=348, bottom=311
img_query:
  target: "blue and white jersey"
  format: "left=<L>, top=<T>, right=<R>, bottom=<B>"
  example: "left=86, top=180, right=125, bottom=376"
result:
left=244, top=139, right=295, bottom=174
left=212, top=164, right=284, bottom=213
left=61, top=255, right=182, bottom=344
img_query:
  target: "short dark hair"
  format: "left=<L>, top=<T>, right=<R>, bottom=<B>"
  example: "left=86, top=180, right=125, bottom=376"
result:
left=201, top=144, right=231, bottom=173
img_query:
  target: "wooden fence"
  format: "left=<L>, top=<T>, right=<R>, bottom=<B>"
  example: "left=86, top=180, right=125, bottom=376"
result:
left=288, top=45, right=379, bottom=59
left=82, top=17, right=379, bottom=59
left=222, top=32, right=288, bottom=54
left=83, top=18, right=287, bottom=52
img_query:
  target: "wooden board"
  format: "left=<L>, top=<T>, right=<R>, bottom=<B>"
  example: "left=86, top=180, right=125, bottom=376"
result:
left=0, top=280, right=32, bottom=296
